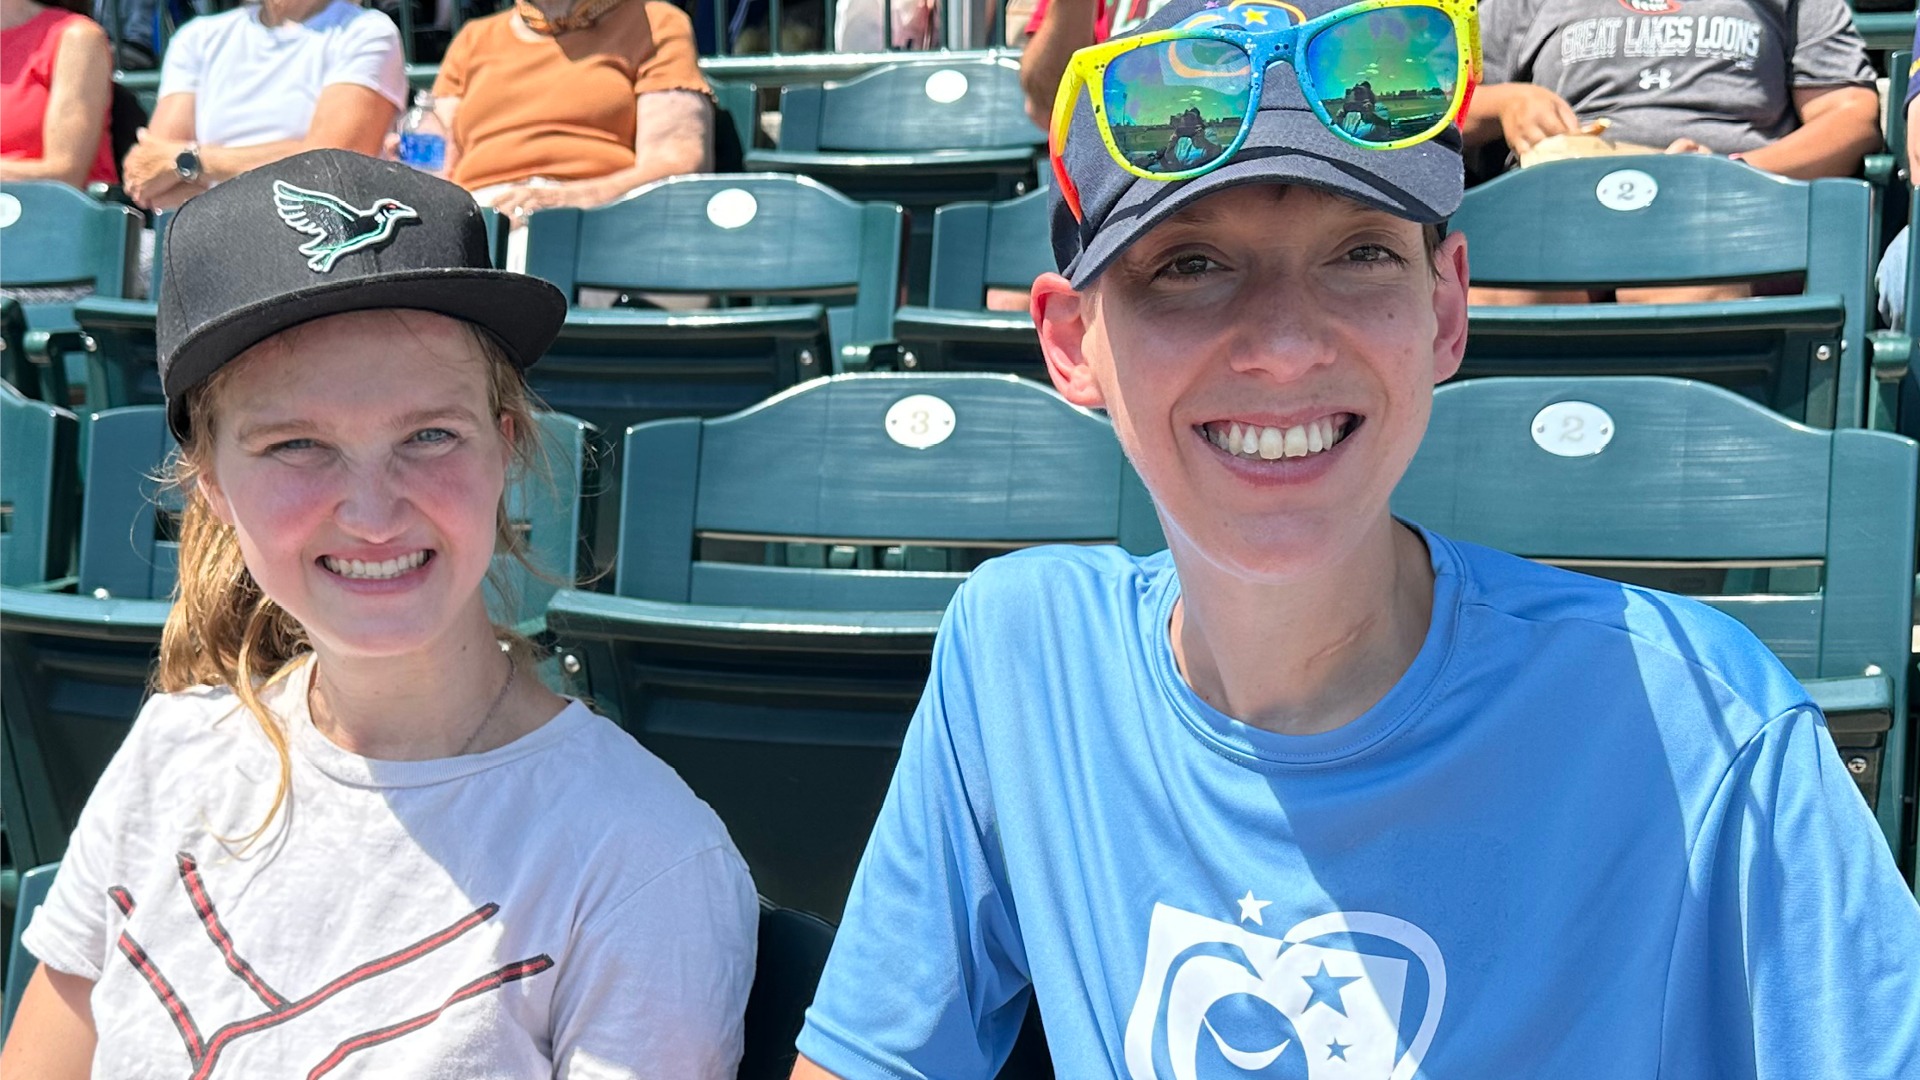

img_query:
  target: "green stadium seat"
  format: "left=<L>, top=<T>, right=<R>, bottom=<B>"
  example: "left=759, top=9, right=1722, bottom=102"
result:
left=0, top=407, right=593, bottom=870
left=1456, top=155, right=1883, bottom=429
left=0, top=182, right=141, bottom=407
left=524, top=173, right=903, bottom=572
left=1393, top=375, right=1918, bottom=873
left=0, top=382, right=78, bottom=589
left=738, top=903, right=837, bottom=1080
left=2, top=299, right=46, bottom=402
left=1, top=861, right=57, bottom=1042
left=891, top=189, right=1052, bottom=380
left=744, top=57, right=1045, bottom=300
left=545, top=373, right=1164, bottom=920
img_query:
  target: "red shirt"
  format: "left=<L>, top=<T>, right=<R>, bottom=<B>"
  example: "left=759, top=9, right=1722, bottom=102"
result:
left=2, top=7, right=117, bottom=187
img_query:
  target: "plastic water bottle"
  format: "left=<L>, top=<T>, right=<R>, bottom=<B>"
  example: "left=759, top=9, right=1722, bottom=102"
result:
left=396, top=90, right=448, bottom=178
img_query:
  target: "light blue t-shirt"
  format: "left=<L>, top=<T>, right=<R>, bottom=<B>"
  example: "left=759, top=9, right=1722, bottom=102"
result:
left=798, top=529, right=1920, bottom=1079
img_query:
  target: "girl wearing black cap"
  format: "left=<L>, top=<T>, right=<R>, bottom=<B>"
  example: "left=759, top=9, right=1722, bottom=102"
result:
left=1, top=150, right=757, bottom=1078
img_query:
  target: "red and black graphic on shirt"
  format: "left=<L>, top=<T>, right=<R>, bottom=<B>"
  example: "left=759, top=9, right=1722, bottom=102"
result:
left=110, top=853, right=554, bottom=1079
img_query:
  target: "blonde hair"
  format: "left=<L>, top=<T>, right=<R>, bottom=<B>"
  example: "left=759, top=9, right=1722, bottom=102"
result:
left=156, top=320, right=550, bottom=847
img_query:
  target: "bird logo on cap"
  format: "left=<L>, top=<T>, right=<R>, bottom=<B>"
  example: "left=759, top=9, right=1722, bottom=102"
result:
left=272, top=180, right=419, bottom=273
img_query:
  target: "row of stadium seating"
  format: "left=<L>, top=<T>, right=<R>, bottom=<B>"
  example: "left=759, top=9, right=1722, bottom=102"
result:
left=4, top=369, right=1915, bottom=920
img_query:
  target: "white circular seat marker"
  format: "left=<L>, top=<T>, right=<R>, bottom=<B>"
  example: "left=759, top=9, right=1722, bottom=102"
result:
left=925, top=69, right=969, bottom=104
left=1595, top=169, right=1658, bottom=212
left=885, top=394, right=957, bottom=449
left=1531, top=401, right=1615, bottom=457
left=0, top=193, right=21, bottom=229
left=705, top=189, right=758, bottom=229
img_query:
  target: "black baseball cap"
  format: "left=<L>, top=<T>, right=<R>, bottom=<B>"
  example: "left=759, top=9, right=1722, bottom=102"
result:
left=1052, top=0, right=1465, bottom=287
left=158, top=149, right=566, bottom=438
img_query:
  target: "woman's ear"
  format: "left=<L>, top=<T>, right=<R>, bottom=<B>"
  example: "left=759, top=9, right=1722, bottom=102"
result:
left=497, top=411, right=516, bottom=467
left=1032, top=272, right=1107, bottom=409
left=197, top=470, right=235, bottom=527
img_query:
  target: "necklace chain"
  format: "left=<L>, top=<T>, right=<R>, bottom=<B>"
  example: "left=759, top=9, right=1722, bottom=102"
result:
left=309, top=650, right=517, bottom=758
left=457, top=652, right=518, bottom=757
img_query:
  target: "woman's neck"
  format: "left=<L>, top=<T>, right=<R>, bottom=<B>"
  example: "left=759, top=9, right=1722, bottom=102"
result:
left=1168, top=515, right=1436, bottom=737
left=0, top=0, right=48, bottom=32
left=303, top=603, right=561, bottom=761
left=258, top=0, right=333, bottom=28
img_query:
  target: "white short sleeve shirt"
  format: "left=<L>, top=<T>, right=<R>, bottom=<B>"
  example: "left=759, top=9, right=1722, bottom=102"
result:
left=22, top=658, right=758, bottom=1078
left=157, top=1, right=408, bottom=148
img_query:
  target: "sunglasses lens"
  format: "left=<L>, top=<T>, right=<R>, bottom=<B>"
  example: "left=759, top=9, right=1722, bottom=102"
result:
left=1101, top=38, right=1253, bottom=175
left=1305, top=7, right=1460, bottom=146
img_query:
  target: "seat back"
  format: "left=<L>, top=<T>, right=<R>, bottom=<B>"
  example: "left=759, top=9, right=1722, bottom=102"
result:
left=76, top=406, right=180, bottom=601
left=618, top=373, right=1163, bottom=608
left=552, top=374, right=1161, bottom=917
left=777, top=58, right=1040, bottom=154
left=0, top=382, right=78, bottom=587
left=524, top=173, right=901, bottom=344
left=926, top=189, right=1054, bottom=310
left=737, top=904, right=837, bottom=1080
left=1454, top=156, right=1872, bottom=426
left=1, top=861, right=59, bottom=1041
left=1393, top=375, right=1917, bottom=850
left=0, top=182, right=139, bottom=313
left=490, top=411, right=596, bottom=631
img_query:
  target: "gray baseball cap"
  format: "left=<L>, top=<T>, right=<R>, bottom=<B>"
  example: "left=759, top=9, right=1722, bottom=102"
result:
left=1051, top=0, right=1466, bottom=286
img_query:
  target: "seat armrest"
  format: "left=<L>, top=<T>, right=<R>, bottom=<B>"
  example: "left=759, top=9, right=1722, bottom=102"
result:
left=1868, top=330, right=1911, bottom=383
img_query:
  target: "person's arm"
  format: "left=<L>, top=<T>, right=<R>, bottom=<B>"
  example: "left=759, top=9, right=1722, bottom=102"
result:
left=1734, top=85, right=1881, bottom=180
left=432, top=94, right=463, bottom=176
left=1659, top=706, right=1920, bottom=1073
left=1019, top=0, right=1097, bottom=130
left=0, top=966, right=98, bottom=1079
left=790, top=1058, right=841, bottom=1079
left=551, top=847, right=758, bottom=1078
left=1459, top=82, right=1580, bottom=156
left=489, top=89, right=712, bottom=224
left=120, top=91, right=195, bottom=208
left=0, top=17, right=113, bottom=187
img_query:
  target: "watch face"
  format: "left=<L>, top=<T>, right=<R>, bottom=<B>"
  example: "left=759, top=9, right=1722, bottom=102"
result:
left=175, top=149, right=200, bottom=180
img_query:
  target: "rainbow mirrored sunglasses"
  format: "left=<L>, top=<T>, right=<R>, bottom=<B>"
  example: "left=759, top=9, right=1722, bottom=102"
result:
left=1049, top=0, right=1482, bottom=222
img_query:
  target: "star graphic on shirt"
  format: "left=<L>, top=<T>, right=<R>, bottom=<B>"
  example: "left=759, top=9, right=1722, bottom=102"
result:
left=1241, top=7, right=1270, bottom=21
left=1236, top=890, right=1271, bottom=925
left=1302, top=962, right=1361, bottom=1016
left=1327, top=1039, right=1351, bottom=1060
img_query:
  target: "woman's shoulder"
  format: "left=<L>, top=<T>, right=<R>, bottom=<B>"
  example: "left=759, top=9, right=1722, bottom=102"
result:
left=639, top=0, right=697, bottom=36
left=535, top=704, right=740, bottom=856
left=44, top=9, right=109, bottom=47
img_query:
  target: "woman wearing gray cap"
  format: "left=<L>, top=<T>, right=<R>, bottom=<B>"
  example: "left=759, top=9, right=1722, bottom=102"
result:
left=1, top=149, right=757, bottom=1078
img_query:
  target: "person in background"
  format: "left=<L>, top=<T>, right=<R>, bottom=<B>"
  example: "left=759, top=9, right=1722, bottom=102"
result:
left=1, top=0, right=115, bottom=189
left=1017, top=0, right=1174, bottom=128
left=1875, top=39, right=1920, bottom=330
left=1464, top=0, right=1880, bottom=304
left=121, top=0, right=406, bottom=211
left=430, top=0, right=712, bottom=233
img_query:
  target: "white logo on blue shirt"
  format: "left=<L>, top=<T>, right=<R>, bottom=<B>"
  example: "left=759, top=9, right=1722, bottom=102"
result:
left=1124, top=904, right=1446, bottom=1079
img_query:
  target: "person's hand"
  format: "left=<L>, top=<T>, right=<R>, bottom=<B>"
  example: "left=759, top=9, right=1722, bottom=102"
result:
left=1663, top=137, right=1711, bottom=155
left=123, top=128, right=185, bottom=209
left=489, top=181, right=606, bottom=229
left=1497, top=85, right=1580, bottom=158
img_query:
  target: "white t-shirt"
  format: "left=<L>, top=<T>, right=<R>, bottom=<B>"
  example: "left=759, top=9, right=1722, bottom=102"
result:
left=22, top=657, right=758, bottom=1079
left=157, top=1, right=408, bottom=148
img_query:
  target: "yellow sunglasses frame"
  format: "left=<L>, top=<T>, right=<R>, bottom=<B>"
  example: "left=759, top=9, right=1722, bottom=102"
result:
left=1048, top=0, right=1482, bottom=222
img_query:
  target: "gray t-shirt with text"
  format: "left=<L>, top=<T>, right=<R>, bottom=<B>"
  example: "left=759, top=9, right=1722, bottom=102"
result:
left=1483, top=0, right=1873, bottom=153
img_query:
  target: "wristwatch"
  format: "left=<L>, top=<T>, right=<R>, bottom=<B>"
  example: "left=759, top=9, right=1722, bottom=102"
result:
left=174, top=143, right=202, bottom=184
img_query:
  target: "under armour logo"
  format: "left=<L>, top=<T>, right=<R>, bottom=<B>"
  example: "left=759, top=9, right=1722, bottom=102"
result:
left=1639, top=67, right=1672, bottom=90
